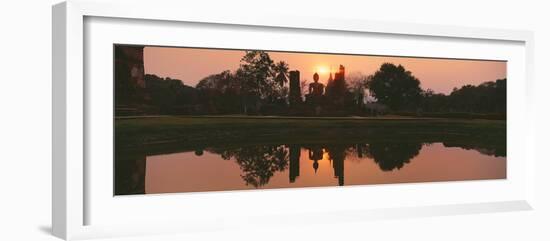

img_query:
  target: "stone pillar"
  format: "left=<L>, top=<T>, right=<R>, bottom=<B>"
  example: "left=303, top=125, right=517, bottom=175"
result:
left=289, top=70, right=301, bottom=106
left=114, top=45, right=146, bottom=106
left=116, top=45, right=145, bottom=87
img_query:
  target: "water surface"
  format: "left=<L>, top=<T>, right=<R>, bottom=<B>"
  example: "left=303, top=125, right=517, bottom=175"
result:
left=115, top=141, right=505, bottom=195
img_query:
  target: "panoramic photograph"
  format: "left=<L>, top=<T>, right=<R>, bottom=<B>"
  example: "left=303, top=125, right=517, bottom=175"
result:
left=114, top=45, right=507, bottom=195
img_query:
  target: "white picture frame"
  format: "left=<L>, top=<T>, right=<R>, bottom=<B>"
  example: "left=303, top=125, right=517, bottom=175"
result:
left=52, top=0, right=535, bottom=240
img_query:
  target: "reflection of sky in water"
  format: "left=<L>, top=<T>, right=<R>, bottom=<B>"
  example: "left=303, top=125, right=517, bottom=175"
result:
left=144, top=143, right=505, bottom=194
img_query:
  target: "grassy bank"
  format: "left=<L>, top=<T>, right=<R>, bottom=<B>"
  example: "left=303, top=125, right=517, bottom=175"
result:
left=115, top=115, right=506, bottom=154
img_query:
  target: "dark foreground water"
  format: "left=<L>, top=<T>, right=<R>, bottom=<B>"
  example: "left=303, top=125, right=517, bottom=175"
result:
left=115, top=141, right=505, bottom=195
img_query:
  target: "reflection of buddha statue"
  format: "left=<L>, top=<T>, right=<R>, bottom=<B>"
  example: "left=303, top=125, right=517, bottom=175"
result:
left=308, top=73, right=325, bottom=97
left=308, top=147, right=323, bottom=173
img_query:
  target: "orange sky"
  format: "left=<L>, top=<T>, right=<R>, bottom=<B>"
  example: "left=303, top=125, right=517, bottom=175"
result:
left=144, top=46, right=506, bottom=95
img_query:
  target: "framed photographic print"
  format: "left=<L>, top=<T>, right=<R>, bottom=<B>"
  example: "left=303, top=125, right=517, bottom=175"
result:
left=53, top=0, right=535, bottom=240
left=114, top=45, right=508, bottom=195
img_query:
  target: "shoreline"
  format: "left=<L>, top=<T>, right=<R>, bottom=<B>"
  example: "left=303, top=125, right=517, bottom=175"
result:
left=114, top=116, right=506, bottom=154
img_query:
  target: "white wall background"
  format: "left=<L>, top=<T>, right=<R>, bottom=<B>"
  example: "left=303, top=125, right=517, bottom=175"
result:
left=0, top=0, right=548, bottom=240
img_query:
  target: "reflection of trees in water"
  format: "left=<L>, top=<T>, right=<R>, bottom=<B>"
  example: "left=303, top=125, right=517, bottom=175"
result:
left=209, top=141, right=423, bottom=187
left=366, top=142, right=422, bottom=171
left=213, top=145, right=289, bottom=187
left=442, top=142, right=505, bottom=157
left=114, top=140, right=504, bottom=195
left=208, top=142, right=423, bottom=187
left=343, top=144, right=368, bottom=163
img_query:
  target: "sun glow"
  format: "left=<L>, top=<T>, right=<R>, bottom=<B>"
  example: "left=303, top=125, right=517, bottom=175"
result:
left=317, top=66, right=329, bottom=74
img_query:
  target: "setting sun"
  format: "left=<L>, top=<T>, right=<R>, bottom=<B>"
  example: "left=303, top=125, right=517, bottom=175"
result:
left=317, top=66, right=329, bottom=74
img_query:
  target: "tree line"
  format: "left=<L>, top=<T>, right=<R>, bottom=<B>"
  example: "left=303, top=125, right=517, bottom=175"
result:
left=116, top=50, right=506, bottom=119
left=368, top=63, right=506, bottom=119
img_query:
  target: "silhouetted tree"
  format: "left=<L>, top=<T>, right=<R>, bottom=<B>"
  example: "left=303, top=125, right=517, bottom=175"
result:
left=347, top=72, right=370, bottom=107
left=300, top=79, right=309, bottom=98
left=238, top=51, right=290, bottom=114
left=420, top=88, right=449, bottom=112
left=239, top=51, right=275, bottom=98
left=274, top=61, right=290, bottom=87
left=448, top=78, right=506, bottom=113
left=144, top=74, right=198, bottom=113
left=196, top=70, right=243, bottom=113
left=367, top=63, right=422, bottom=110
left=416, top=78, right=506, bottom=118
